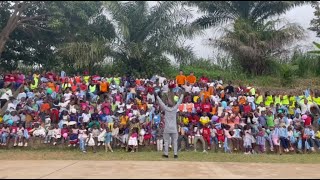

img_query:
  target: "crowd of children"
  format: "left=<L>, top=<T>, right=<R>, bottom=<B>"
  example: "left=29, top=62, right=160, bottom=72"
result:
left=0, top=69, right=320, bottom=154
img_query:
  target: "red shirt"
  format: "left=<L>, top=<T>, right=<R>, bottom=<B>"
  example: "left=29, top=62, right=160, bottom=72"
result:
left=194, top=103, right=202, bottom=113
left=200, top=77, right=209, bottom=84
left=4, top=75, right=10, bottom=82
left=201, top=103, right=212, bottom=113
left=243, top=104, right=251, bottom=113
left=147, top=86, right=154, bottom=93
left=202, top=127, right=211, bottom=137
left=80, top=83, right=87, bottom=91
left=9, top=74, right=15, bottom=82
left=304, top=116, right=312, bottom=126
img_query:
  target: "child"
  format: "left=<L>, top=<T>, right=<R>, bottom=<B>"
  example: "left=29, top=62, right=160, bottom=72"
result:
left=68, top=124, right=79, bottom=147
left=288, top=126, right=295, bottom=151
left=86, top=130, right=96, bottom=153
left=231, top=124, right=241, bottom=151
left=10, top=122, right=18, bottom=146
left=53, top=124, right=61, bottom=145
left=61, top=124, right=69, bottom=144
left=279, top=125, right=289, bottom=153
left=216, top=124, right=224, bottom=148
left=203, top=123, right=211, bottom=150
left=16, top=123, right=25, bottom=146
left=156, top=123, right=164, bottom=152
left=98, top=124, right=106, bottom=146
left=1, top=124, right=10, bottom=146
left=314, top=127, right=320, bottom=149
left=139, top=125, right=146, bottom=146
left=193, top=125, right=207, bottom=153
left=128, top=128, right=138, bottom=152
left=271, top=125, right=281, bottom=154
left=104, top=127, right=113, bottom=152
left=44, top=125, right=54, bottom=144
left=78, top=125, right=87, bottom=153
left=243, top=125, right=252, bottom=154
left=188, top=124, right=195, bottom=148
left=256, top=127, right=266, bottom=153
left=223, top=125, right=232, bottom=153
left=91, top=125, right=100, bottom=150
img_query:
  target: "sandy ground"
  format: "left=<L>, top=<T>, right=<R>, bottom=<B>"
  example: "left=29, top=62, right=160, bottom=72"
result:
left=0, top=160, right=319, bottom=179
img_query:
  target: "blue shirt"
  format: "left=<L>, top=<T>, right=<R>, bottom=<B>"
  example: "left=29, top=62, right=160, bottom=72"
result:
left=279, top=127, right=288, bottom=138
left=105, top=132, right=112, bottom=143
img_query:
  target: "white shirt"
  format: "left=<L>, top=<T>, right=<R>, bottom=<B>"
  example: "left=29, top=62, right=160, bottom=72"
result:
left=183, top=85, right=192, bottom=93
left=64, top=93, right=72, bottom=102
left=191, top=86, right=200, bottom=94
left=0, top=89, right=12, bottom=100
left=247, top=96, right=255, bottom=103
left=82, top=113, right=91, bottom=123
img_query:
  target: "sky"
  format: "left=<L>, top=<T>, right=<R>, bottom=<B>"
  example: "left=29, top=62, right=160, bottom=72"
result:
left=185, top=4, right=320, bottom=59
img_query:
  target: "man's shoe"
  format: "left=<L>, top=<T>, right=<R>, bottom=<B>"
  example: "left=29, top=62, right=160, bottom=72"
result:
left=162, top=154, right=169, bottom=158
left=174, top=155, right=178, bottom=159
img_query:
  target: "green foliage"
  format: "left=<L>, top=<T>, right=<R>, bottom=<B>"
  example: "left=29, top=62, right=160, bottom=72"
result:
left=190, top=1, right=308, bottom=75
left=103, top=1, right=201, bottom=76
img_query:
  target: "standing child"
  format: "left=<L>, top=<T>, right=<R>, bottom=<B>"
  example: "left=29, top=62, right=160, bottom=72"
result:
left=44, top=125, right=54, bottom=144
left=288, top=126, right=295, bottom=151
left=16, top=123, right=24, bottom=146
left=128, top=128, right=138, bottom=152
left=156, top=123, right=164, bottom=152
left=86, top=130, right=96, bottom=153
left=256, top=127, right=266, bottom=153
left=243, top=125, right=253, bottom=154
left=68, top=124, right=79, bottom=147
left=53, top=124, right=61, bottom=145
left=231, top=124, right=241, bottom=151
left=104, top=127, right=113, bottom=152
left=78, top=125, right=87, bottom=153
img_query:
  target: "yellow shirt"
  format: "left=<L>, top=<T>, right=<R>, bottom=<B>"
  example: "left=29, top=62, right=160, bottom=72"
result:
left=193, top=96, right=199, bottom=103
left=183, top=117, right=189, bottom=125
left=281, top=95, right=289, bottom=105
left=199, top=116, right=210, bottom=125
left=314, top=97, right=320, bottom=105
left=255, top=95, right=263, bottom=105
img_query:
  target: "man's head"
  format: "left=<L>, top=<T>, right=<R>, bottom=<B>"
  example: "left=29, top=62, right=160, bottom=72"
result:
left=179, top=70, right=183, bottom=75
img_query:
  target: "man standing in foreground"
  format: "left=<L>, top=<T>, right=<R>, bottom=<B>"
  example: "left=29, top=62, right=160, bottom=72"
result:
left=155, top=89, right=184, bottom=158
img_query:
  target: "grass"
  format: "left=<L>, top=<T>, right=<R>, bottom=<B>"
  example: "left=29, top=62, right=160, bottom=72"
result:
left=1, top=148, right=320, bottom=163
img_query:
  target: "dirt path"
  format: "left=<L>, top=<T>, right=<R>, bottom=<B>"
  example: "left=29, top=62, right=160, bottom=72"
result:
left=0, top=160, right=319, bottom=179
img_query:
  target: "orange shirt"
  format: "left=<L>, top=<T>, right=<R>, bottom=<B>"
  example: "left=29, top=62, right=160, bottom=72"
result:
left=200, top=91, right=210, bottom=102
left=208, top=86, right=215, bottom=96
left=47, top=82, right=55, bottom=91
left=186, top=75, right=196, bottom=84
left=211, top=106, right=217, bottom=115
left=100, top=82, right=109, bottom=93
left=136, top=79, right=141, bottom=86
left=75, top=76, right=81, bottom=84
left=120, top=116, right=129, bottom=125
left=139, top=103, right=147, bottom=111
left=71, top=85, right=77, bottom=92
left=40, top=103, right=50, bottom=112
left=239, top=96, right=246, bottom=105
left=176, top=75, right=186, bottom=85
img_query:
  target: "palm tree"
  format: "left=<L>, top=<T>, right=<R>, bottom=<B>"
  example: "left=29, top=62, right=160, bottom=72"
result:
left=103, top=1, right=201, bottom=76
left=189, top=1, right=311, bottom=75
left=308, top=41, right=320, bottom=55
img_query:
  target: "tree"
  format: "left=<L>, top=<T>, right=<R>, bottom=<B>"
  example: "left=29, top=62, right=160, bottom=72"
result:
left=189, top=1, right=310, bottom=75
left=309, top=2, right=320, bottom=37
left=0, top=1, right=47, bottom=58
left=103, top=1, right=201, bottom=77
left=0, top=1, right=115, bottom=71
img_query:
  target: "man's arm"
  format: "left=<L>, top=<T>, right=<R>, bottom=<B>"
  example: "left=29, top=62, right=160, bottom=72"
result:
left=155, top=92, right=168, bottom=111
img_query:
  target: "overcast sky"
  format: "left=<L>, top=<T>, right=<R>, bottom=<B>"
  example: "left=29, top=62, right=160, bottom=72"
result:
left=186, top=4, right=320, bottom=59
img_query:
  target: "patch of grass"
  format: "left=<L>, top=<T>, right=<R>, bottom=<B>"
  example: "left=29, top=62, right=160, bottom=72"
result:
left=1, top=149, right=320, bottom=163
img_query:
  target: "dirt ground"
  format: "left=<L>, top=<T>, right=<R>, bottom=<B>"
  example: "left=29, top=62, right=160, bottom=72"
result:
left=0, top=160, right=319, bottom=179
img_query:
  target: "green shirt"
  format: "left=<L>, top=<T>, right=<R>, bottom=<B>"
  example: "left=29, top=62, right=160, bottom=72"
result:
left=88, top=121, right=100, bottom=129
left=266, top=115, right=274, bottom=127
